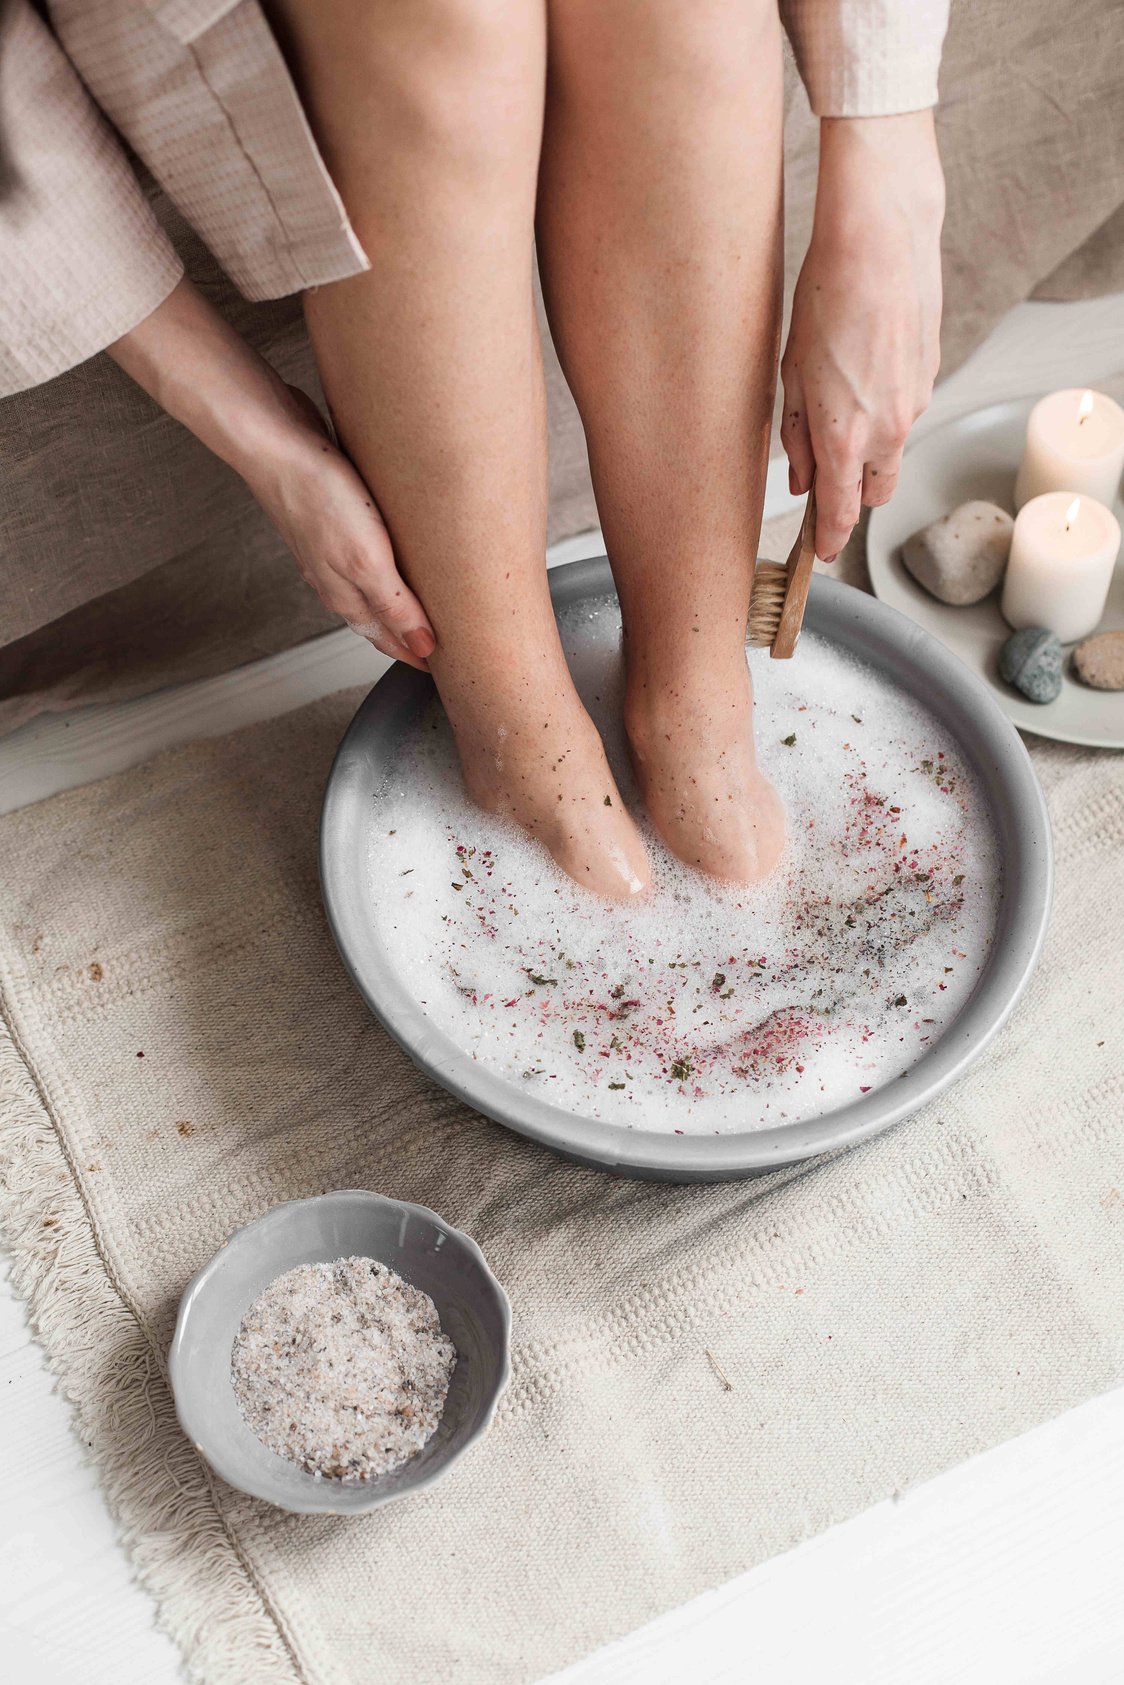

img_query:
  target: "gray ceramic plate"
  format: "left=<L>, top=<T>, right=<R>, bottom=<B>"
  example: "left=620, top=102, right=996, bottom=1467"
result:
left=169, top=1191, right=511, bottom=1514
left=321, top=561, right=1052, bottom=1182
left=868, top=396, right=1124, bottom=750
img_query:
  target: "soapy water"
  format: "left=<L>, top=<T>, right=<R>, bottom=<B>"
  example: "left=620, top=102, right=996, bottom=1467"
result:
left=366, top=598, right=1000, bottom=1134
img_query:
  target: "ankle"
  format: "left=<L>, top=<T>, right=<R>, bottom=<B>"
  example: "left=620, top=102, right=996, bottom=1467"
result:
left=436, top=648, right=579, bottom=734
left=624, top=648, right=751, bottom=745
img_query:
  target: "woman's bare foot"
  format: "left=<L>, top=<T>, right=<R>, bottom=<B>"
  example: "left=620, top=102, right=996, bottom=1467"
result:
left=447, top=669, right=650, bottom=901
left=624, top=648, right=784, bottom=884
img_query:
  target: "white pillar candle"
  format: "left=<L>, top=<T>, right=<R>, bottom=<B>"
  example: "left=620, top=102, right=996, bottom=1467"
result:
left=1014, top=388, right=1124, bottom=510
left=1001, top=492, right=1121, bottom=644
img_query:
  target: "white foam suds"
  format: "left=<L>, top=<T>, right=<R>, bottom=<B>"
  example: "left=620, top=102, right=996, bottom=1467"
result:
left=366, top=600, right=1000, bottom=1134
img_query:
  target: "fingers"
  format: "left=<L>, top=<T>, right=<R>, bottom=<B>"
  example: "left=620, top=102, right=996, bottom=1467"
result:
left=785, top=410, right=904, bottom=558
left=346, top=616, right=429, bottom=670
left=810, top=398, right=917, bottom=556
left=786, top=361, right=861, bottom=557
left=861, top=450, right=903, bottom=508
left=779, top=366, right=815, bottom=498
left=326, top=509, right=437, bottom=670
left=813, top=466, right=863, bottom=564
left=347, top=589, right=434, bottom=672
left=298, top=570, right=414, bottom=668
left=278, top=419, right=437, bottom=669
left=304, top=560, right=435, bottom=672
left=345, top=502, right=436, bottom=666
left=350, top=563, right=437, bottom=668
left=859, top=395, right=914, bottom=511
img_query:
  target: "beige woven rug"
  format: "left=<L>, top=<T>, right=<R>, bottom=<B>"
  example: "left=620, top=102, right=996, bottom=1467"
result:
left=1, top=666, right=1122, bottom=1683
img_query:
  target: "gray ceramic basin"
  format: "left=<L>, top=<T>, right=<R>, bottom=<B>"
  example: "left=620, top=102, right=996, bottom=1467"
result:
left=169, top=1191, right=511, bottom=1514
left=320, top=561, right=1052, bottom=1182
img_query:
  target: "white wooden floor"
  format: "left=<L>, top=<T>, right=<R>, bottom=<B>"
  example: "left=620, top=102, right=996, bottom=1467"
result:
left=3, top=294, right=1124, bottom=1685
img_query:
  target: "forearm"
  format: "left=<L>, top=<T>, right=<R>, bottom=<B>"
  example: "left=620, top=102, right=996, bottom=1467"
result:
left=106, top=277, right=320, bottom=483
left=814, top=111, right=944, bottom=242
left=105, top=273, right=435, bottom=668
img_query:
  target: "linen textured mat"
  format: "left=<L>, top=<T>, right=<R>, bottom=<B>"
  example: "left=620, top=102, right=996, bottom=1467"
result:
left=1, top=691, right=1122, bottom=1685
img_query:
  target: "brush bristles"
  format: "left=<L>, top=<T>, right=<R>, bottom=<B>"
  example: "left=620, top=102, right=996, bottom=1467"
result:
left=747, top=562, right=788, bottom=647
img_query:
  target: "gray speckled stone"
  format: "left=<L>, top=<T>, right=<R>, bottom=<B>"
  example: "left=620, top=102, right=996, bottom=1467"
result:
left=902, top=500, right=1014, bottom=605
left=999, top=627, right=1064, bottom=704
left=1073, top=630, right=1124, bottom=691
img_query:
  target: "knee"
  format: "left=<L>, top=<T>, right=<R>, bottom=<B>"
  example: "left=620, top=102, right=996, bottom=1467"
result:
left=277, top=0, right=542, bottom=185
left=384, top=0, right=544, bottom=170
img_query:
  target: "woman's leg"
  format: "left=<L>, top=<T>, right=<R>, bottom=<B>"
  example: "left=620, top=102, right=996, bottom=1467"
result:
left=269, top=0, right=649, bottom=898
left=536, top=0, right=786, bottom=881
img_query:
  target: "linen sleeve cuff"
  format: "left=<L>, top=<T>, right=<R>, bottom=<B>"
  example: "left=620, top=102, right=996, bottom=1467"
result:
left=780, top=0, right=950, bottom=118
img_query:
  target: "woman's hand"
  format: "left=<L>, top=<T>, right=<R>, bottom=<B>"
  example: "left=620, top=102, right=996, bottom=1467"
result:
left=108, top=279, right=435, bottom=668
left=780, top=112, right=945, bottom=562
left=239, top=386, right=436, bottom=667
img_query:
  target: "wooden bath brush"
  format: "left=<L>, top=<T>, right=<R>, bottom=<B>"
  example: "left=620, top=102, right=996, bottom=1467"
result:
left=748, top=478, right=818, bottom=659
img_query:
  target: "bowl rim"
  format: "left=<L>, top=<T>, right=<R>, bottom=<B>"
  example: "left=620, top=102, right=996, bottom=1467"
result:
left=320, top=562, right=1053, bottom=1181
left=168, top=1188, right=513, bottom=1514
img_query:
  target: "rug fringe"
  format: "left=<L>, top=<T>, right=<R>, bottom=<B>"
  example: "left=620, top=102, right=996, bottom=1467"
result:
left=0, top=999, right=304, bottom=1685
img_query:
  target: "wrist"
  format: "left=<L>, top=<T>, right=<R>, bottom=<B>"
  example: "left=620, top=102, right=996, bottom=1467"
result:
left=816, top=112, right=945, bottom=235
left=221, top=382, right=327, bottom=486
left=231, top=393, right=331, bottom=507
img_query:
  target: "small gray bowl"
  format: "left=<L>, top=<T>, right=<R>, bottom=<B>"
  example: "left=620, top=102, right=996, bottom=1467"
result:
left=169, top=1190, right=511, bottom=1514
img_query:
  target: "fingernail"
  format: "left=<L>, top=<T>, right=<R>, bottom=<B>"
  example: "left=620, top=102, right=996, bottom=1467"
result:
left=824, top=553, right=839, bottom=565
left=404, top=626, right=436, bottom=660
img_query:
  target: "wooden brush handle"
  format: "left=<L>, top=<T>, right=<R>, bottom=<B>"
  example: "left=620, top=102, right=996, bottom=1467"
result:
left=771, top=478, right=818, bottom=660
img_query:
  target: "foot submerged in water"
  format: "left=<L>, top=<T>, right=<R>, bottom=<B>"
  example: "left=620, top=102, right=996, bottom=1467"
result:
left=624, top=649, right=785, bottom=884
left=452, top=686, right=651, bottom=901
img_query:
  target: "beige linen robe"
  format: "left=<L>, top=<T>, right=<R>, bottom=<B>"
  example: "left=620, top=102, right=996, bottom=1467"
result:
left=0, top=0, right=369, bottom=394
left=0, top=0, right=950, bottom=398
